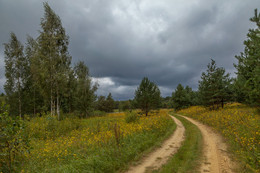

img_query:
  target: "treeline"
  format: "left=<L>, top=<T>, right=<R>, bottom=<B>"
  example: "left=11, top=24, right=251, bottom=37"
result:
left=2, top=4, right=259, bottom=119
left=172, top=9, right=260, bottom=111
left=3, top=3, right=99, bottom=119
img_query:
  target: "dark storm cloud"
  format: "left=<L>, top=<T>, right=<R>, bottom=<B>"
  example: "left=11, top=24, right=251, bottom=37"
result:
left=0, top=0, right=259, bottom=99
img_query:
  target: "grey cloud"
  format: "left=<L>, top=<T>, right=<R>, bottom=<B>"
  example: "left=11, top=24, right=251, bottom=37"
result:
left=0, top=0, right=259, bottom=99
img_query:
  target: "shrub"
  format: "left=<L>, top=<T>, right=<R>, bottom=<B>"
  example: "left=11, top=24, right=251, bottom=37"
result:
left=0, top=111, right=30, bottom=172
left=125, top=111, right=139, bottom=123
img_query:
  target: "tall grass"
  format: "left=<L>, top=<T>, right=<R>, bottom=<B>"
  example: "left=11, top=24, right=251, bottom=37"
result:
left=14, top=109, right=175, bottom=172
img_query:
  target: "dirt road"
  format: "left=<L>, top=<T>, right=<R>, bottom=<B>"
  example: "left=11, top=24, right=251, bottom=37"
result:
left=181, top=115, right=237, bottom=173
left=125, top=116, right=185, bottom=173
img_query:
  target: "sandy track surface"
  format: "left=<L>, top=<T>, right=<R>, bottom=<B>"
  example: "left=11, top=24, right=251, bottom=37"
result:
left=180, top=115, right=238, bottom=173
left=125, top=116, right=185, bottom=173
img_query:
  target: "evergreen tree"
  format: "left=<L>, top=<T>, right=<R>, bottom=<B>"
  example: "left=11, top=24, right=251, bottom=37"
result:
left=234, top=9, right=260, bottom=108
left=172, top=84, right=191, bottom=110
left=74, top=61, right=97, bottom=117
left=4, top=33, right=27, bottom=117
left=134, top=77, right=161, bottom=116
left=198, top=59, right=231, bottom=109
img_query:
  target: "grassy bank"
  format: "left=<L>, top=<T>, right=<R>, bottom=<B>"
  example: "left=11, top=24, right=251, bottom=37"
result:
left=178, top=103, right=259, bottom=172
left=1, top=110, right=176, bottom=172
left=156, top=114, right=202, bottom=173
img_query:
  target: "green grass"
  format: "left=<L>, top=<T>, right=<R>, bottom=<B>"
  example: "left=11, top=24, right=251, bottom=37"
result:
left=156, top=114, right=203, bottom=173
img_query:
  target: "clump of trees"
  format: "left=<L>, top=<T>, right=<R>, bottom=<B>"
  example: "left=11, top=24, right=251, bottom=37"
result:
left=3, top=3, right=259, bottom=117
left=96, top=93, right=115, bottom=113
left=172, top=9, right=260, bottom=110
left=172, top=84, right=198, bottom=110
left=4, top=3, right=97, bottom=119
left=134, top=77, right=161, bottom=116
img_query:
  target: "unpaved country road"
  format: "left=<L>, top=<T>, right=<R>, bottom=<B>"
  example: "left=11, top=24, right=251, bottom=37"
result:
left=125, top=116, right=185, bottom=173
left=180, top=115, right=238, bottom=173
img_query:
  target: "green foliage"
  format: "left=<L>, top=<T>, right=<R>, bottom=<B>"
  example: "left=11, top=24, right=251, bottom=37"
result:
left=106, top=93, right=115, bottom=112
left=4, top=32, right=28, bottom=117
left=24, top=36, right=45, bottom=116
left=36, top=2, right=72, bottom=119
left=74, top=61, right=97, bottom=117
left=125, top=111, right=139, bottom=123
left=161, top=96, right=173, bottom=108
left=118, top=100, right=132, bottom=111
left=172, top=84, right=196, bottom=110
left=0, top=110, right=30, bottom=172
left=3, top=3, right=97, bottom=118
left=234, top=9, right=260, bottom=108
left=198, top=59, right=232, bottom=109
left=134, top=77, right=161, bottom=116
left=96, top=93, right=115, bottom=112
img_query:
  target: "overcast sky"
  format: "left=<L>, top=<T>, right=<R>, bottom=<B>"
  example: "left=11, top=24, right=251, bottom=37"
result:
left=0, top=0, right=259, bottom=100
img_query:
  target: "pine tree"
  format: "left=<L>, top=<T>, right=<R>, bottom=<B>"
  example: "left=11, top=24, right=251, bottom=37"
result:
left=134, top=77, right=161, bottom=116
left=234, top=9, right=260, bottom=108
left=4, top=33, right=27, bottom=117
left=198, top=59, right=231, bottom=109
left=172, top=84, right=193, bottom=110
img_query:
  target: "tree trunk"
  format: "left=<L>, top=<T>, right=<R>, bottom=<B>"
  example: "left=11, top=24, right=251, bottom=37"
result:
left=57, top=94, right=60, bottom=121
left=18, top=78, right=22, bottom=118
left=51, top=90, right=53, bottom=116
left=33, top=86, right=36, bottom=116
left=56, top=84, right=60, bottom=120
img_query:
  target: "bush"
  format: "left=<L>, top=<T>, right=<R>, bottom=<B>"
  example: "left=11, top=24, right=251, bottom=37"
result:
left=0, top=111, right=30, bottom=172
left=125, top=111, right=139, bottom=123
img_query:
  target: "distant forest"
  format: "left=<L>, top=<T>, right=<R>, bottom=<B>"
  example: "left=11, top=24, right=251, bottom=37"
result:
left=1, top=3, right=259, bottom=118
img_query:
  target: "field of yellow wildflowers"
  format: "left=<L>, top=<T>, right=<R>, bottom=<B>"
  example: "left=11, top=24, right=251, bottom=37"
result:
left=178, top=103, right=259, bottom=172
left=14, top=109, right=175, bottom=172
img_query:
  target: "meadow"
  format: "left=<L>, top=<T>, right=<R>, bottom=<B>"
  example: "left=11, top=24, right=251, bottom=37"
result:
left=178, top=103, right=260, bottom=172
left=1, top=109, right=175, bottom=172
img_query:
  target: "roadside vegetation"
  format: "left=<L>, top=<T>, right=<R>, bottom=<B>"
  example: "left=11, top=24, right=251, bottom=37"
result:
left=157, top=114, right=203, bottom=173
left=178, top=103, right=260, bottom=172
left=0, top=109, right=176, bottom=172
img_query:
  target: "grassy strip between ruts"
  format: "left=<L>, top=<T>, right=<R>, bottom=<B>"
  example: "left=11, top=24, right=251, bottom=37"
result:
left=155, top=113, right=203, bottom=173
